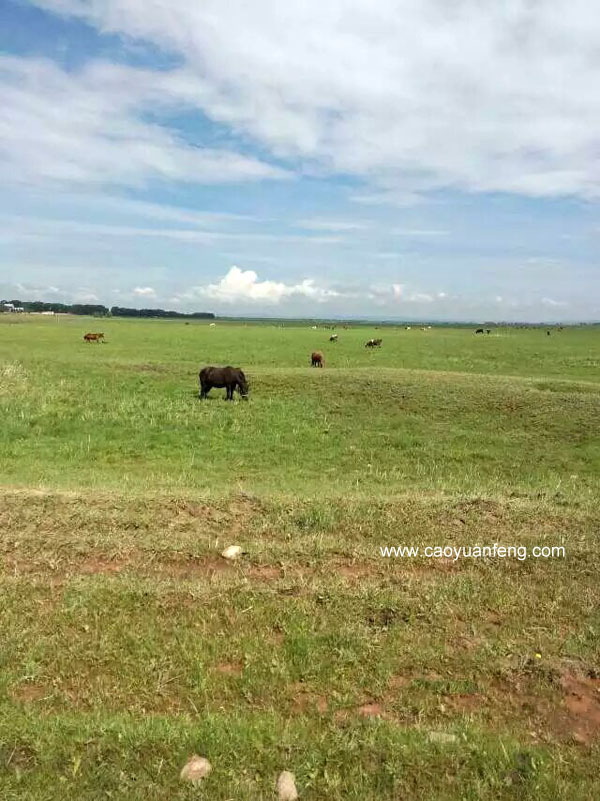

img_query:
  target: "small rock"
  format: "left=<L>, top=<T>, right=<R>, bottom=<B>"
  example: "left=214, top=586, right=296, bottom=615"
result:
left=427, top=731, right=458, bottom=745
left=277, top=770, right=298, bottom=800
left=221, top=545, right=243, bottom=560
left=180, top=755, right=212, bottom=783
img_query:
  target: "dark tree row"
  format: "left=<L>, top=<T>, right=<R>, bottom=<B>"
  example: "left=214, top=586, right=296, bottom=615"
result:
left=0, top=300, right=214, bottom=319
left=110, top=306, right=214, bottom=319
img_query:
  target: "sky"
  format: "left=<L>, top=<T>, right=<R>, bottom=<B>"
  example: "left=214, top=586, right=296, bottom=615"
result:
left=1, top=0, right=599, bottom=321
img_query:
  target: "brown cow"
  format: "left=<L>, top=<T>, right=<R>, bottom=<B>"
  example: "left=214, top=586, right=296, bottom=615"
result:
left=83, top=332, right=105, bottom=343
left=365, top=338, right=382, bottom=347
left=311, top=351, right=324, bottom=367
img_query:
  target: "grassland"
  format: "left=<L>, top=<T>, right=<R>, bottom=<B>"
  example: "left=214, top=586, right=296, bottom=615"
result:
left=0, top=314, right=599, bottom=799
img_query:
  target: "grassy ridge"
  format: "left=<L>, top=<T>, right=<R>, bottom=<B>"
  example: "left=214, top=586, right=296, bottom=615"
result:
left=1, top=316, right=599, bottom=799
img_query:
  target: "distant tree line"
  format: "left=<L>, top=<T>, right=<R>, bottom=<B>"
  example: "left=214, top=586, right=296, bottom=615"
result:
left=110, top=306, right=214, bottom=319
left=0, top=299, right=214, bottom=319
left=0, top=300, right=109, bottom=315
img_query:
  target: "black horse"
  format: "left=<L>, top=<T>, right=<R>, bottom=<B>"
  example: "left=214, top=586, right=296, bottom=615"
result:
left=199, top=366, right=249, bottom=400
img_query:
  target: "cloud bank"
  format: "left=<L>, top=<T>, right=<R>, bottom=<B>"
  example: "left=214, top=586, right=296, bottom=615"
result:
left=0, top=56, right=289, bottom=189
left=23, top=0, right=600, bottom=199
left=191, top=266, right=341, bottom=305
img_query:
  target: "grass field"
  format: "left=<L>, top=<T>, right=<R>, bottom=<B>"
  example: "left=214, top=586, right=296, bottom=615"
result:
left=1, top=314, right=599, bottom=799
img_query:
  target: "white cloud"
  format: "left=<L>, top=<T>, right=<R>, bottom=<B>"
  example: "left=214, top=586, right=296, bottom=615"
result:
left=407, top=292, right=434, bottom=303
left=192, top=265, right=341, bottom=305
left=391, top=283, right=435, bottom=303
left=73, top=290, right=100, bottom=303
left=0, top=56, right=289, bottom=190
left=133, top=286, right=156, bottom=296
left=542, top=297, right=568, bottom=307
left=296, top=219, right=368, bottom=232
left=350, top=191, right=425, bottom=207
left=27, top=0, right=600, bottom=199
left=15, top=282, right=60, bottom=295
left=392, top=229, right=449, bottom=237
left=0, top=213, right=342, bottom=245
left=72, top=195, right=267, bottom=226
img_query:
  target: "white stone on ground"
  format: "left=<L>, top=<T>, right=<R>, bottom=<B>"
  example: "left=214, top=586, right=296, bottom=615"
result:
left=221, top=545, right=243, bottom=560
left=277, top=770, right=298, bottom=800
left=180, top=755, right=212, bottom=783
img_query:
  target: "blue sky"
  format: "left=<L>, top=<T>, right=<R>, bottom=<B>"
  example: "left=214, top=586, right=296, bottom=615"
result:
left=1, top=0, right=599, bottom=321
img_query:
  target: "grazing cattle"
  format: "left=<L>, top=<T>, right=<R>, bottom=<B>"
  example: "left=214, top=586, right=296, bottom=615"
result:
left=199, top=365, right=249, bottom=400
left=405, top=326, right=411, bottom=330
left=486, top=329, right=491, bottom=334
left=329, top=334, right=338, bottom=342
left=311, top=351, right=324, bottom=367
left=547, top=330, right=551, bottom=336
left=475, top=328, right=484, bottom=334
left=83, top=332, right=104, bottom=343
left=365, top=338, right=382, bottom=347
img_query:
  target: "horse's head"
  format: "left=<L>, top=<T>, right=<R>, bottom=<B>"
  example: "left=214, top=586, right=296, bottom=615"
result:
left=237, top=371, right=249, bottom=399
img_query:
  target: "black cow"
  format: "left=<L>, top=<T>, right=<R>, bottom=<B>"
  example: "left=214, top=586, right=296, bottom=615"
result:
left=475, top=328, right=484, bottom=334
left=199, top=366, right=249, bottom=400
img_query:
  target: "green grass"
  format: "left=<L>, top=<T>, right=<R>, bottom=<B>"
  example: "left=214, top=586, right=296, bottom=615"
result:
left=0, top=315, right=598, bottom=498
left=1, top=315, right=599, bottom=799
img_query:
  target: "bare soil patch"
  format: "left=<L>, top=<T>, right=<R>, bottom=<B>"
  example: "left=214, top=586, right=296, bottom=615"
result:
left=559, top=670, right=600, bottom=744
left=214, top=662, right=244, bottom=677
left=10, top=683, right=49, bottom=703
